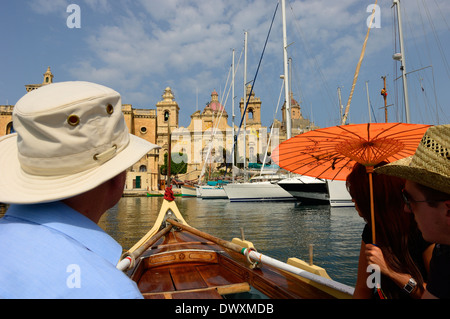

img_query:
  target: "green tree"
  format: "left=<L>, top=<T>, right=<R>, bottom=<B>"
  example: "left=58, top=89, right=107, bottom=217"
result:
left=160, top=152, right=187, bottom=176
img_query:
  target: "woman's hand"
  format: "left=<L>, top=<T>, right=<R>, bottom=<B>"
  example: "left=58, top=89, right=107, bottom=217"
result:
left=365, top=244, right=391, bottom=275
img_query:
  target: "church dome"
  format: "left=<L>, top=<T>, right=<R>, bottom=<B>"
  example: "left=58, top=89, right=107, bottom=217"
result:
left=206, top=90, right=226, bottom=113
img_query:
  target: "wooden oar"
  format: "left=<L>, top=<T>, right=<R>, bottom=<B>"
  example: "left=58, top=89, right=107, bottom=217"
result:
left=166, top=218, right=355, bottom=296
left=117, top=224, right=173, bottom=271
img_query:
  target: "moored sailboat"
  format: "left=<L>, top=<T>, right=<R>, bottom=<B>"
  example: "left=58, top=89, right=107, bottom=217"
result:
left=197, top=181, right=229, bottom=199
left=224, top=177, right=294, bottom=202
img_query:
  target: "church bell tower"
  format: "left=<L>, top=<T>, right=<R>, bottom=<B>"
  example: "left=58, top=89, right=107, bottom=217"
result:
left=156, top=87, right=180, bottom=165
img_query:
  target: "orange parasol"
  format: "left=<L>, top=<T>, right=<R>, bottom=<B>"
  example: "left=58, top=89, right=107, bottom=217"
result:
left=272, top=122, right=431, bottom=244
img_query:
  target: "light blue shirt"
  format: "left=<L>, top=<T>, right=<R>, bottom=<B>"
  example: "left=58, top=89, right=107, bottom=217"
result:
left=0, top=202, right=143, bottom=299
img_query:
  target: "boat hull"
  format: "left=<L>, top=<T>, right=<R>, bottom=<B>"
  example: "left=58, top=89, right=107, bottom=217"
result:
left=223, top=182, right=295, bottom=202
left=327, top=180, right=354, bottom=207
left=277, top=177, right=329, bottom=205
left=197, top=186, right=228, bottom=199
left=181, top=185, right=197, bottom=197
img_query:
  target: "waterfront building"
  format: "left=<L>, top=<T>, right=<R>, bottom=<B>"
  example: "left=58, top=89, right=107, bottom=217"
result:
left=122, top=104, right=160, bottom=192
left=0, top=68, right=318, bottom=194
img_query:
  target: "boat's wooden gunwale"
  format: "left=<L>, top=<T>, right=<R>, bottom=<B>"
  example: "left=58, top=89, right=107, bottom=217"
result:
left=123, top=198, right=349, bottom=299
left=129, top=226, right=335, bottom=299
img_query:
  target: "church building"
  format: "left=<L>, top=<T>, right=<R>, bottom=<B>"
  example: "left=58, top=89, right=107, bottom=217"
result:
left=0, top=68, right=318, bottom=194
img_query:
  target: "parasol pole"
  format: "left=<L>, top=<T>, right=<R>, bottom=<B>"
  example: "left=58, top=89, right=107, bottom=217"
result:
left=365, top=124, right=376, bottom=244
left=366, top=166, right=376, bottom=245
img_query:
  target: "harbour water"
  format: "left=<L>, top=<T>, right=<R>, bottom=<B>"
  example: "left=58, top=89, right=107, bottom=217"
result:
left=98, top=196, right=365, bottom=287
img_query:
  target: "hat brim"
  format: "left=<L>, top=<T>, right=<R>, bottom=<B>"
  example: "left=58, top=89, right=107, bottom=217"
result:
left=0, top=133, right=160, bottom=204
left=375, top=156, right=450, bottom=195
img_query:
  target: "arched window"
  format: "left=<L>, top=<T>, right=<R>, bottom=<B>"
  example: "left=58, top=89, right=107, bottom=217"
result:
left=139, top=165, right=147, bottom=172
left=248, top=108, right=254, bottom=119
left=6, top=122, right=14, bottom=134
left=249, top=146, right=255, bottom=162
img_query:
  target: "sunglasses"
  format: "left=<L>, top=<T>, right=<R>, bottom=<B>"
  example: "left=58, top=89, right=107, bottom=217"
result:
left=401, top=189, right=447, bottom=210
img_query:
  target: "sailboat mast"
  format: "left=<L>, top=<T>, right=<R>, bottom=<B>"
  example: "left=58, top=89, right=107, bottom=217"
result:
left=381, top=76, right=388, bottom=122
left=243, top=31, right=248, bottom=182
left=232, top=49, right=236, bottom=183
left=365, top=81, right=372, bottom=123
left=337, top=87, right=343, bottom=121
left=393, top=0, right=411, bottom=123
left=281, top=0, right=291, bottom=139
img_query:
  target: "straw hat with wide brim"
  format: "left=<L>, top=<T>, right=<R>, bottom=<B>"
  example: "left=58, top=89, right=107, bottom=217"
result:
left=0, top=81, right=160, bottom=204
left=375, top=124, right=450, bottom=195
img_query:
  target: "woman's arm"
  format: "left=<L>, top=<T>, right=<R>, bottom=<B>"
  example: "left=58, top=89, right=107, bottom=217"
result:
left=365, top=244, right=427, bottom=299
left=353, top=241, right=373, bottom=299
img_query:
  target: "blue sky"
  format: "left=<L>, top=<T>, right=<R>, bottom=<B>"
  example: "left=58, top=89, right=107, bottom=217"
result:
left=1, top=0, right=449, bottom=129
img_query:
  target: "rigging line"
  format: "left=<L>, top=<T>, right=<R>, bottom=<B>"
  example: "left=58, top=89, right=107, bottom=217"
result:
left=225, top=3, right=279, bottom=177
left=365, top=82, right=378, bottom=123
left=204, top=47, right=244, bottom=178
left=415, top=1, right=440, bottom=125
left=416, top=0, right=434, bottom=67
left=260, top=80, right=285, bottom=176
left=431, top=66, right=449, bottom=124
left=291, top=59, right=310, bottom=121
left=202, top=73, right=233, bottom=179
left=421, top=0, right=450, bottom=79
left=403, top=3, right=425, bottom=71
left=369, top=100, right=377, bottom=123
left=201, top=51, right=241, bottom=183
left=233, top=2, right=279, bottom=146
left=341, top=0, right=378, bottom=125
left=287, top=0, right=337, bottom=111
left=404, top=0, right=441, bottom=127
left=433, top=0, right=450, bottom=32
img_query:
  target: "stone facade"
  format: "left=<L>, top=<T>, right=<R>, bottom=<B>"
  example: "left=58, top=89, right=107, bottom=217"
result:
left=0, top=68, right=319, bottom=194
left=122, top=104, right=160, bottom=192
left=0, top=105, right=14, bottom=135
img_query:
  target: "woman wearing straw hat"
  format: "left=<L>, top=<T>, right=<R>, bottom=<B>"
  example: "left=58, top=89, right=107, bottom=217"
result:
left=0, top=82, right=159, bottom=298
left=376, top=124, right=450, bottom=299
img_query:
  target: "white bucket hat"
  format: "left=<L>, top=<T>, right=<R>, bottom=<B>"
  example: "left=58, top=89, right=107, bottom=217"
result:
left=0, top=81, right=160, bottom=204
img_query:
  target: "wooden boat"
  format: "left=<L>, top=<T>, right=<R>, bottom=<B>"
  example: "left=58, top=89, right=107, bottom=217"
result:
left=117, top=189, right=354, bottom=299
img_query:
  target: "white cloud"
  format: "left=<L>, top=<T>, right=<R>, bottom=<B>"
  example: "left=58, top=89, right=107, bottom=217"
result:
left=66, top=1, right=272, bottom=106
left=28, top=0, right=69, bottom=14
left=30, top=0, right=446, bottom=125
left=83, top=0, right=111, bottom=13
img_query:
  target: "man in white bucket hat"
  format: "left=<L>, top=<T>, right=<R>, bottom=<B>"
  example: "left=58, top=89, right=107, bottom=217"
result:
left=0, top=81, right=159, bottom=298
left=376, top=124, right=450, bottom=299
